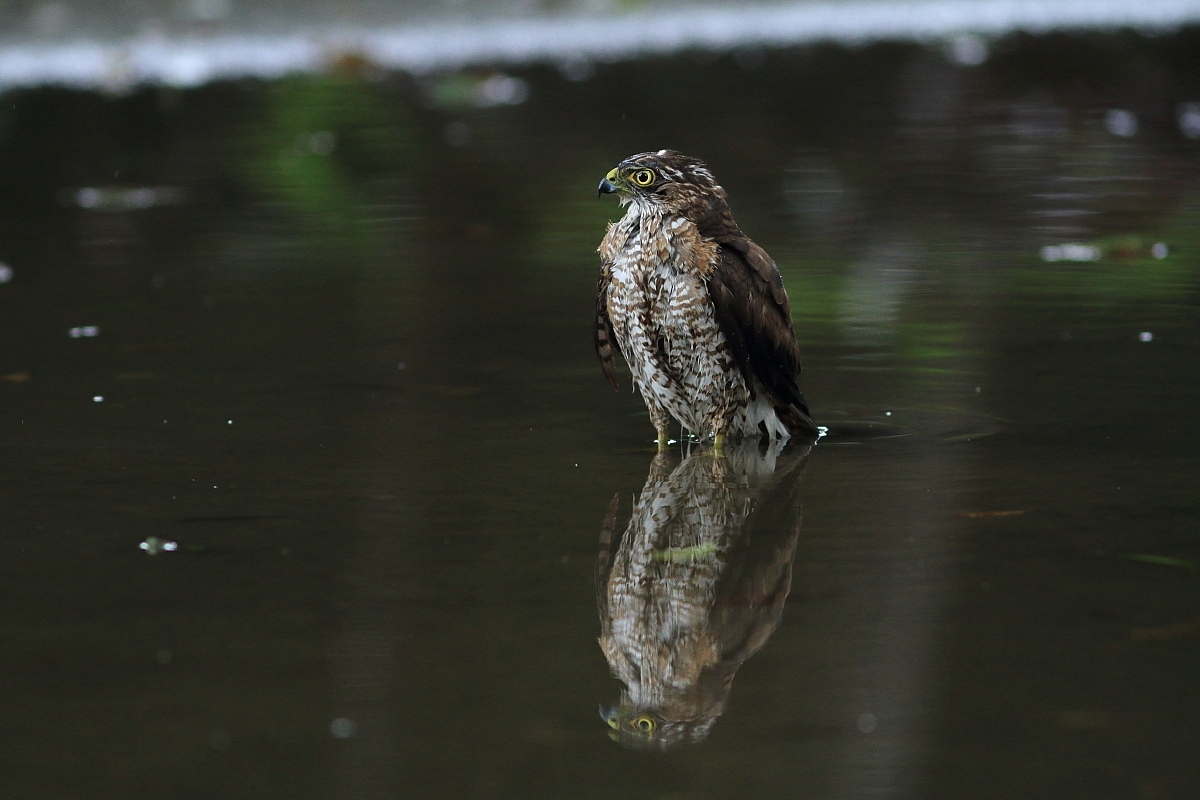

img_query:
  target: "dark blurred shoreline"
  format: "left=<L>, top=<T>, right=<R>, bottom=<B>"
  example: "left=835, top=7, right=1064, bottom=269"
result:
left=1, top=0, right=1199, bottom=90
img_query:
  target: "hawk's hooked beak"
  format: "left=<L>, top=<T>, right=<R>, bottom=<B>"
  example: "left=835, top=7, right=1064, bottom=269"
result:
left=597, top=168, right=621, bottom=198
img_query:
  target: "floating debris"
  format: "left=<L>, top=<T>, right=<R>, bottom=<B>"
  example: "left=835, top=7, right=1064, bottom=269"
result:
left=1040, top=243, right=1101, bottom=262
left=66, top=185, right=188, bottom=211
left=139, top=536, right=179, bottom=555
left=651, top=544, right=719, bottom=563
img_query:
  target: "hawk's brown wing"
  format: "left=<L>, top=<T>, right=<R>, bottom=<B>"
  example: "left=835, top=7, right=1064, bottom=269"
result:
left=595, top=265, right=621, bottom=391
left=708, top=237, right=817, bottom=435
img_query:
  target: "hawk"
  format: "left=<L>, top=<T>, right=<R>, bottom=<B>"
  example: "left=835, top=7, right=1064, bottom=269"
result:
left=596, top=150, right=817, bottom=450
left=596, top=441, right=811, bottom=749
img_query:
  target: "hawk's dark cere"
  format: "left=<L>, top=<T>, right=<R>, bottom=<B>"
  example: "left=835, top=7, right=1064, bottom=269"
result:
left=595, top=150, right=817, bottom=450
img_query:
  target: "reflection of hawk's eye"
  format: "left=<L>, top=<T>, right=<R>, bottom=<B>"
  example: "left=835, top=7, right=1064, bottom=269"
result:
left=630, top=169, right=656, bottom=187
left=632, top=716, right=655, bottom=731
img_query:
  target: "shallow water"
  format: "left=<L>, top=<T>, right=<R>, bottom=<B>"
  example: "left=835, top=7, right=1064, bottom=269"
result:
left=2, top=29, right=1199, bottom=799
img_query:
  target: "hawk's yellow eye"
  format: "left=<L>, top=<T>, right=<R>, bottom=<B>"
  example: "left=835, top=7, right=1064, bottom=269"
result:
left=631, top=716, right=656, bottom=732
left=630, top=169, right=656, bottom=187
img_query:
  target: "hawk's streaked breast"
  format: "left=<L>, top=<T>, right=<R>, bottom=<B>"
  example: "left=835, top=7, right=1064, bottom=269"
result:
left=600, top=200, right=748, bottom=439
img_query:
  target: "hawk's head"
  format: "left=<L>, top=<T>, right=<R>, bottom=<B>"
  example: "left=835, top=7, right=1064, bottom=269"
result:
left=598, top=150, right=729, bottom=221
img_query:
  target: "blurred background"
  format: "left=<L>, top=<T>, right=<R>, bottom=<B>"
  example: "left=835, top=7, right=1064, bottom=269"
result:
left=1, top=1, right=1199, bottom=798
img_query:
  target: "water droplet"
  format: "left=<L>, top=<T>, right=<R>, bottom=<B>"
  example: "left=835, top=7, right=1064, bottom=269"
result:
left=330, top=717, right=357, bottom=739
left=1104, top=108, right=1138, bottom=137
left=1178, top=102, right=1200, bottom=139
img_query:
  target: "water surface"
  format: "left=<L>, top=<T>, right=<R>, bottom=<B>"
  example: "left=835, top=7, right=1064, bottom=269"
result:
left=2, top=29, right=1199, bottom=799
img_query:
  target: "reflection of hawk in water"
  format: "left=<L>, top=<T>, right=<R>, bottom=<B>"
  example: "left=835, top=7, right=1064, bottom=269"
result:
left=596, top=442, right=810, bottom=750
left=596, top=150, right=817, bottom=450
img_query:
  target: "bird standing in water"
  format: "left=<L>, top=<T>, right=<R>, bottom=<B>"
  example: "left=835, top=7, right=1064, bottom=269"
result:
left=595, top=150, right=816, bottom=451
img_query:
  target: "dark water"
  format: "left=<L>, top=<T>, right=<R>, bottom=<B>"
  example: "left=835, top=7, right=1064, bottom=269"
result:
left=2, top=29, right=1199, bottom=799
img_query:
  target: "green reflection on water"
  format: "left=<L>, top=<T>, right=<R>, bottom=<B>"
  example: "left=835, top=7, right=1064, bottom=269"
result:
left=238, top=73, right=419, bottom=257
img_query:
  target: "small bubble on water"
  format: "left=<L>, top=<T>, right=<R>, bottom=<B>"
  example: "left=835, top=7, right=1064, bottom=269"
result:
left=69, top=325, right=100, bottom=338
left=885, top=411, right=892, bottom=416
left=76, top=187, right=102, bottom=208
left=330, top=717, right=357, bottom=739
left=156, top=649, right=172, bottom=665
left=1178, top=102, right=1200, bottom=139
left=227, top=419, right=233, bottom=425
left=1151, top=242, right=1169, bottom=259
left=92, top=395, right=104, bottom=402
left=856, top=712, right=877, bottom=733
left=0, top=263, right=12, bottom=283
left=1104, top=108, right=1138, bottom=137
left=1138, top=331, right=1153, bottom=342
left=397, top=361, right=406, bottom=370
